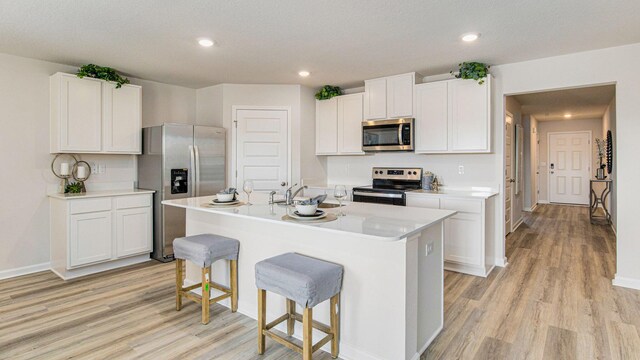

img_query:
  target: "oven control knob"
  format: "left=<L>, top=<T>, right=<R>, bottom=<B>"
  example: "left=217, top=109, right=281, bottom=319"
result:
left=374, top=171, right=379, bottom=174
left=412, top=171, right=417, bottom=175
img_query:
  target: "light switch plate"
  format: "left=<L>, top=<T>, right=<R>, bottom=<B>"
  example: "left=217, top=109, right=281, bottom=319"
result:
left=458, top=165, right=465, bottom=175
left=426, top=242, right=434, bottom=256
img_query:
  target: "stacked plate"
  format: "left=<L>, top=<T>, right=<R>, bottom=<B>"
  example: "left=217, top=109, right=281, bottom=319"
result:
left=210, top=198, right=241, bottom=206
left=288, top=209, right=327, bottom=220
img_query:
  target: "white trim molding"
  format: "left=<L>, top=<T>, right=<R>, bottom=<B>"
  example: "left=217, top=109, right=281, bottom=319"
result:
left=613, top=275, right=640, bottom=290
left=0, top=262, right=50, bottom=280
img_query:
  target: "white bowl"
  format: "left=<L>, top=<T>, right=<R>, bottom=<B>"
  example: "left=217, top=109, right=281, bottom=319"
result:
left=295, top=203, right=318, bottom=215
left=217, top=193, right=235, bottom=202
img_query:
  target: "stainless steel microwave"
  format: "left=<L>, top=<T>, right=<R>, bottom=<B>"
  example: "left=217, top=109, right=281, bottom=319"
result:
left=362, top=118, right=414, bottom=152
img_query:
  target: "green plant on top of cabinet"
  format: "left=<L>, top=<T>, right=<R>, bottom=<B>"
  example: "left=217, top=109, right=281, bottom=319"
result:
left=316, top=93, right=365, bottom=155
left=414, top=76, right=491, bottom=154
left=50, top=72, right=142, bottom=154
left=364, top=72, right=416, bottom=120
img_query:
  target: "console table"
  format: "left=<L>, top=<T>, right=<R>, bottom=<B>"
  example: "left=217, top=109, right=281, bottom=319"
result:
left=590, top=179, right=612, bottom=224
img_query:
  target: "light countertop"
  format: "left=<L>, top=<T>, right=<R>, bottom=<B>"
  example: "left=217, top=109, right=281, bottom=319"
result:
left=163, top=195, right=455, bottom=242
left=48, top=189, right=155, bottom=200
left=407, top=188, right=498, bottom=199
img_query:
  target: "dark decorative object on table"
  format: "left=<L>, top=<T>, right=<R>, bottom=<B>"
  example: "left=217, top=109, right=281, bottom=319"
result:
left=77, top=64, right=130, bottom=88
left=450, top=62, right=490, bottom=84
left=606, top=130, right=613, bottom=174
left=315, top=85, right=342, bottom=100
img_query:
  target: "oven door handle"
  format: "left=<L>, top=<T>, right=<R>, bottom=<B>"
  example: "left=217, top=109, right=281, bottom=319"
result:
left=398, top=125, right=403, bottom=145
left=353, top=191, right=403, bottom=199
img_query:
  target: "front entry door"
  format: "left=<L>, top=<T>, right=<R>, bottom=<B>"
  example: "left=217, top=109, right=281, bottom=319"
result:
left=549, top=132, right=591, bottom=205
left=235, top=109, right=289, bottom=192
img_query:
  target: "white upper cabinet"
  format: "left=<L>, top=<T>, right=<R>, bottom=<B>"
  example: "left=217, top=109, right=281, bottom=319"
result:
left=449, top=78, right=490, bottom=152
left=364, top=72, right=415, bottom=120
left=316, top=93, right=365, bottom=156
left=103, top=82, right=142, bottom=153
left=414, top=81, right=449, bottom=153
left=315, top=97, right=338, bottom=154
left=386, top=73, right=415, bottom=118
left=52, top=75, right=103, bottom=153
left=50, top=72, right=142, bottom=154
left=338, top=93, right=364, bottom=154
left=364, top=78, right=387, bottom=120
left=414, top=76, right=491, bottom=154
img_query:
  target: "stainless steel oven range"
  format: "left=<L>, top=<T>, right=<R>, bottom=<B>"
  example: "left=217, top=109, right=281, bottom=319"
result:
left=352, top=167, right=423, bottom=206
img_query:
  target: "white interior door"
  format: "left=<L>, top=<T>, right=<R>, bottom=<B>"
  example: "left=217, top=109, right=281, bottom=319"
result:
left=235, top=109, right=289, bottom=192
left=505, top=114, right=514, bottom=234
left=549, top=132, right=591, bottom=205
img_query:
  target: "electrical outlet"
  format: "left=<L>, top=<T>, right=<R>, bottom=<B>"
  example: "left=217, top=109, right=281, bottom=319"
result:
left=458, top=165, right=465, bottom=175
left=426, top=242, right=434, bottom=256
left=98, top=163, right=106, bottom=174
left=90, top=162, right=98, bottom=175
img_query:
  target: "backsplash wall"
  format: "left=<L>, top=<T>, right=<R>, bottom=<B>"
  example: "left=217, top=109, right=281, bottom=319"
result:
left=326, top=152, right=499, bottom=189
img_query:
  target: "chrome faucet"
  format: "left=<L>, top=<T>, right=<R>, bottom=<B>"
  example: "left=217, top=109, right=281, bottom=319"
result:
left=269, top=191, right=277, bottom=204
left=285, top=184, right=307, bottom=205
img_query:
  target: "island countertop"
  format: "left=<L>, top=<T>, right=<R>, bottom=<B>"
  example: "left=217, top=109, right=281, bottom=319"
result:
left=162, top=195, right=456, bottom=242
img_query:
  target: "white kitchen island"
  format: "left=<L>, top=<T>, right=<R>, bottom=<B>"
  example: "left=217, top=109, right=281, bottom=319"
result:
left=162, top=195, right=455, bottom=360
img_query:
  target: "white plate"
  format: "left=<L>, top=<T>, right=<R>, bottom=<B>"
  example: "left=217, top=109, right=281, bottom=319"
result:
left=211, top=199, right=240, bottom=205
left=288, top=210, right=327, bottom=220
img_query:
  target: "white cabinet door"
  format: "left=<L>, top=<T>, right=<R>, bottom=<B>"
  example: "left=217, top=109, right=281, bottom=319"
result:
left=406, top=195, right=440, bottom=209
left=315, top=98, right=338, bottom=154
left=444, top=213, right=482, bottom=266
left=449, top=79, right=490, bottom=152
left=338, top=93, right=364, bottom=154
left=116, top=207, right=152, bottom=258
left=364, top=78, right=387, bottom=120
left=103, top=83, right=142, bottom=153
left=386, top=73, right=414, bottom=118
left=415, top=81, right=449, bottom=153
left=69, top=211, right=112, bottom=267
left=59, top=75, right=103, bottom=152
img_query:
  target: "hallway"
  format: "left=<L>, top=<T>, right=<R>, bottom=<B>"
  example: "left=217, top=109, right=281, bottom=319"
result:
left=423, top=204, right=639, bottom=359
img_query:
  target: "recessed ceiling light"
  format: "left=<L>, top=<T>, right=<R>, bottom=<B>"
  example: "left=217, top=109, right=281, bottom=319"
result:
left=198, top=38, right=214, bottom=47
left=564, top=113, right=572, bottom=118
left=298, top=70, right=310, bottom=77
left=461, top=33, right=480, bottom=42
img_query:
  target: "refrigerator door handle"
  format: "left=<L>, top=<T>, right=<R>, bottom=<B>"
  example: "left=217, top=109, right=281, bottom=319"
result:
left=189, top=145, right=196, bottom=196
left=194, top=145, right=201, bottom=197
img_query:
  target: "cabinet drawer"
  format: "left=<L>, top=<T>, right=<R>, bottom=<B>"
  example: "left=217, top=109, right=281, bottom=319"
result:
left=116, top=195, right=151, bottom=209
left=69, top=198, right=112, bottom=214
left=406, top=196, right=440, bottom=209
left=441, top=199, right=482, bottom=214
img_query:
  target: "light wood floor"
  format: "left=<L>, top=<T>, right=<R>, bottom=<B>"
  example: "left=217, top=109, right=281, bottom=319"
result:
left=1, top=205, right=638, bottom=359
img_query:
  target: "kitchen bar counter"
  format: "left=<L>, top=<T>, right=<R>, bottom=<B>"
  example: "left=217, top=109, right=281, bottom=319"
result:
left=163, top=194, right=454, bottom=360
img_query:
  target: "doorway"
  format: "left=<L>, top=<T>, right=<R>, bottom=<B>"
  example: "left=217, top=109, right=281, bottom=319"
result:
left=232, top=107, right=291, bottom=192
left=548, top=131, right=591, bottom=205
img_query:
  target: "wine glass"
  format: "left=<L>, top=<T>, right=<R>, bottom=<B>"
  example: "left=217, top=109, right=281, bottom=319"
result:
left=334, top=185, right=347, bottom=216
left=243, top=180, right=254, bottom=205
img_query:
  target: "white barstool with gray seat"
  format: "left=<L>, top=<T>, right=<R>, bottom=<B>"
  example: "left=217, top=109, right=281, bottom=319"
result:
left=255, top=252, right=343, bottom=359
left=174, top=234, right=239, bottom=324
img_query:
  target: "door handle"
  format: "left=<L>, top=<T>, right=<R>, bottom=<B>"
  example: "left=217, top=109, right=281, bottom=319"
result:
left=194, top=145, right=201, bottom=197
left=509, top=178, right=516, bottom=183
left=281, top=181, right=287, bottom=186
left=189, top=145, right=196, bottom=196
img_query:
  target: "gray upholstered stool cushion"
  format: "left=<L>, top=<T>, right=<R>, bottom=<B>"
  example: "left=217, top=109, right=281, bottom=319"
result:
left=173, top=234, right=239, bottom=267
left=255, top=253, right=343, bottom=308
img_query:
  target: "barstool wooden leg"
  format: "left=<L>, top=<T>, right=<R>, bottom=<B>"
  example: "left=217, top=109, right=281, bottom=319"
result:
left=330, top=294, right=340, bottom=358
left=302, top=307, right=313, bottom=360
left=175, top=259, right=183, bottom=311
left=286, top=299, right=296, bottom=336
left=230, top=260, right=238, bottom=312
left=202, top=267, right=210, bottom=324
left=257, top=289, right=266, bottom=354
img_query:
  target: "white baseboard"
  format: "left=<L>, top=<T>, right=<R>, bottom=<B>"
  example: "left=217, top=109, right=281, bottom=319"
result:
left=612, top=275, right=640, bottom=290
left=410, top=324, right=443, bottom=360
left=524, top=203, right=538, bottom=212
left=512, top=217, right=524, bottom=231
left=495, top=257, right=508, bottom=268
left=538, top=200, right=550, bottom=204
left=0, top=262, right=50, bottom=280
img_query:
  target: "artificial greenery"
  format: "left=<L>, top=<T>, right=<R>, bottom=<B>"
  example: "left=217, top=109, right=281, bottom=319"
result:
left=77, top=64, right=130, bottom=88
left=315, top=85, right=342, bottom=100
left=451, top=62, right=490, bottom=84
left=65, top=182, right=83, bottom=194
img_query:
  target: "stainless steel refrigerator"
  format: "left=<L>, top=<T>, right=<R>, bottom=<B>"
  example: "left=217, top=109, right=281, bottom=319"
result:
left=137, top=124, right=226, bottom=262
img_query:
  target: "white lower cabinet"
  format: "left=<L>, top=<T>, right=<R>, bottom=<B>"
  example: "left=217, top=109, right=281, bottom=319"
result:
left=407, top=194, right=496, bottom=277
left=116, top=207, right=152, bottom=257
left=69, top=211, right=113, bottom=267
left=50, top=192, right=154, bottom=280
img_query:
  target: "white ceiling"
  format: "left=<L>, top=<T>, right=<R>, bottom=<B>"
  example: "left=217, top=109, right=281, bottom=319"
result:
left=512, top=85, right=615, bottom=121
left=1, top=1, right=639, bottom=89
